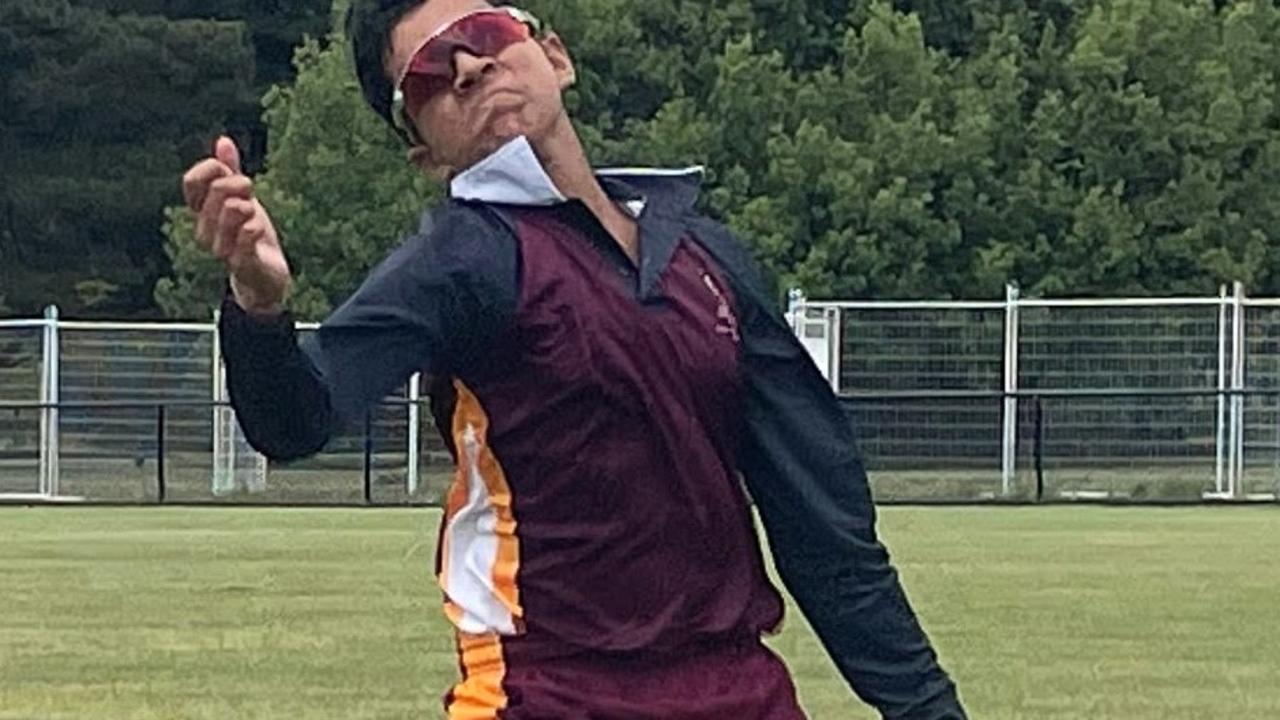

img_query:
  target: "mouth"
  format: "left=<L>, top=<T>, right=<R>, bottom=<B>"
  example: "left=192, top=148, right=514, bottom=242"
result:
left=469, top=89, right=524, bottom=127
left=476, top=88, right=523, bottom=107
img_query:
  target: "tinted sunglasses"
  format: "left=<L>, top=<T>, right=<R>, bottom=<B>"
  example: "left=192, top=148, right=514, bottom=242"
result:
left=391, top=6, right=543, bottom=145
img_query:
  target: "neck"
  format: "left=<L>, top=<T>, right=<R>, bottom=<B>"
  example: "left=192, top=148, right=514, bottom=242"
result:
left=532, top=115, right=610, bottom=213
left=532, top=114, right=639, bottom=261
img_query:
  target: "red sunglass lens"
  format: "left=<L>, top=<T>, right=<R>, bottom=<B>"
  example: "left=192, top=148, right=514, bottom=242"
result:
left=400, top=12, right=532, bottom=108
left=402, top=73, right=451, bottom=110
left=453, top=13, right=531, bottom=55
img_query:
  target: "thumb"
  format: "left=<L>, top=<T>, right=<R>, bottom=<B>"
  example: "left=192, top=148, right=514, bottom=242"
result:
left=214, top=135, right=242, bottom=175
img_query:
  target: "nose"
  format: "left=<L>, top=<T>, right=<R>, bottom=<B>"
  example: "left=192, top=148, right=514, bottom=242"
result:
left=453, top=50, right=497, bottom=94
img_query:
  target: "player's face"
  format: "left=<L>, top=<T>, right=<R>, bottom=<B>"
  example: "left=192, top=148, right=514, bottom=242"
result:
left=385, top=1, right=576, bottom=175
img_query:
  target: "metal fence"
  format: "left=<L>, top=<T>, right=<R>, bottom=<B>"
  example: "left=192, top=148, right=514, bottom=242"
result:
left=789, top=283, right=1280, bottom=502
left=0, top=309, right=451, bottom=505
left=3, top=285, right=1280, bottom=505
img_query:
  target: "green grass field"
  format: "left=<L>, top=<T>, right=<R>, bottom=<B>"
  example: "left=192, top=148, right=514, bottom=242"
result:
left=4, top=507, right=1280, bottom=719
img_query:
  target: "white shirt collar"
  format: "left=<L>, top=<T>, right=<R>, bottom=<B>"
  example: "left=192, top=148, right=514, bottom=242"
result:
left=448, top=135, right=705, bottom=214
left=448, top=136, right=566, bottom=206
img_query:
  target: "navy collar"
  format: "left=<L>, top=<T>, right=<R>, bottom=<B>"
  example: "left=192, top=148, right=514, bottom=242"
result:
left=449, top=136, right=705, bottom=299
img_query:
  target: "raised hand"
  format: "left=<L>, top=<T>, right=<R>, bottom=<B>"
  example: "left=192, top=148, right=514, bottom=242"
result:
left=181, top=136, right=291, bottom=317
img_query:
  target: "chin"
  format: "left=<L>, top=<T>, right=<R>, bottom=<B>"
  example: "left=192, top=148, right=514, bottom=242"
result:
left=454, top=132, right=520, bottom=170
left=456, top=114, right=546, bottom=168
left=481, top=122, right=536, bottom=152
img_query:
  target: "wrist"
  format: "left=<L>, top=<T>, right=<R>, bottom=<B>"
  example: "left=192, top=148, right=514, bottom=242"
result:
left=230, top=275, right=284, bottom=320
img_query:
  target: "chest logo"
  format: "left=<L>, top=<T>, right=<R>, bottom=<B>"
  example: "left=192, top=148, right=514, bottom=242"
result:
left=702, top=273, right=741, bottom=344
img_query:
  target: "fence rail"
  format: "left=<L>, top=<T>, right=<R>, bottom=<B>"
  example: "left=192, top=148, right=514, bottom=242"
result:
left=788, top=283, right=1280, bottom=501
left=0, top=306, right=436, bottom=505
left=5, top=285, right=1280, bottom=504
left=0, top=389, right=1275, bottom=505
left=0, top=395, right=453, bottom=506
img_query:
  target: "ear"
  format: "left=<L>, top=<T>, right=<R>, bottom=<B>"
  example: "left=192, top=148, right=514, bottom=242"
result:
left=538, top=32, right=576, bottom=90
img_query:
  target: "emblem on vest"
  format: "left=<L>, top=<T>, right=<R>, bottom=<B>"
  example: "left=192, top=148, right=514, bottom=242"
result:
left=702, top=273, right=740, bottom=344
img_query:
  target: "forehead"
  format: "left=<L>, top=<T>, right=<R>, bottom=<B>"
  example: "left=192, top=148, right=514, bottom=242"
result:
left=386, top=0, right=493, bottom=78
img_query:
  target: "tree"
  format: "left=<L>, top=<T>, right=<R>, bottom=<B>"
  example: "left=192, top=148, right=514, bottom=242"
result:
left=1, top=0, right=330, bottom=319
left=977, top=0, right=1280, bottom=296
left=158, top=0, right=1280, bottom=320
left=157, top=35, right=431, bottom=319
left=0, top=0, right=257, bottom=317
left=75, top=0, right=333, bottom=171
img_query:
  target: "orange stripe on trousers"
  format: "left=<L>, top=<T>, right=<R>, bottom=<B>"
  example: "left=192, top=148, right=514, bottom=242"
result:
left=447, top=632, right=507, bottom=719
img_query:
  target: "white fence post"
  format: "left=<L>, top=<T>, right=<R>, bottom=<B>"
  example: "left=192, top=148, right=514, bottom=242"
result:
left=37, top=305, right=60, bottom=498
left=827, top=306, right=842, bottom=394
left=407, top=373, right=422, bottom=496
left=211, top=309, right=233, bottom=496
left=788, top=288, right=836, bottom=386
left=1215, top=285, right=1229, bottom=496
left=1229, top=282, right=1247, bottom=498
left=786, top=288, right=806, bottom=334
left=1001, top=285, right=1020, bottom=496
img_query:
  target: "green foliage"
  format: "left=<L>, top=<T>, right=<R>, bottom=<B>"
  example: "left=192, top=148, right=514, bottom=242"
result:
left=157, top=36, right=434, bottom=319
left=72, top=278, right=121, bottom=310
left=0, top=0, right=259, bottom=317
left=155, top=0, right=1280, bottom=319
left=74, top=1, right=330, bottom=84
left=0, top=0, right=328, bottom=319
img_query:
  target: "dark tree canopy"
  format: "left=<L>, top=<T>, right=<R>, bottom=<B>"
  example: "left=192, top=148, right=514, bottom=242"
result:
left=6, top=1, right=1280, bottom=320
left=1, top=0, right=328, bottom=317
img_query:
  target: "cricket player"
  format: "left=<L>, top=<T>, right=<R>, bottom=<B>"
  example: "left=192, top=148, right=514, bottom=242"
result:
left=180, top=1, right=967, bottom=717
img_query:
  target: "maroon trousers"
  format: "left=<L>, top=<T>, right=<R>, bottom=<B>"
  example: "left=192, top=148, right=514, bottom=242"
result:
left=446, top=633, right=807, bottom=719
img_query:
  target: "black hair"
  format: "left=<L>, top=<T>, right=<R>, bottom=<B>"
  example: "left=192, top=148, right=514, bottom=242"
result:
left=347, top=0, right=423, bottom=126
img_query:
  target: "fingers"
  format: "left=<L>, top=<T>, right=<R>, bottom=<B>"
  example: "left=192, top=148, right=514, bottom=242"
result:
left=224, top=209, right=274, bottom=280
left=182, top=158, right=233, bottom=213
left=182, top=136, right=243, bottom=212
left=181, top=136, right=282, bottom=302
left=196, top=175, right=254, bottom=250
left=202, top=175, right=253, bottom=222
left=212, top=198, right=256, bottom=260
left=215, top=136, right=242, bottom=175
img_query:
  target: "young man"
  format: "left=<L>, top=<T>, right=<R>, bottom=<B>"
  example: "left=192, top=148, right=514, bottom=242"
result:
left=180, top=1, right=967, bottom=717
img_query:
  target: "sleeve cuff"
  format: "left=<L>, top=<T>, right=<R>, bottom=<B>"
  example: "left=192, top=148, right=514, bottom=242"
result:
left=219, top=289, right=299, bottom=370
